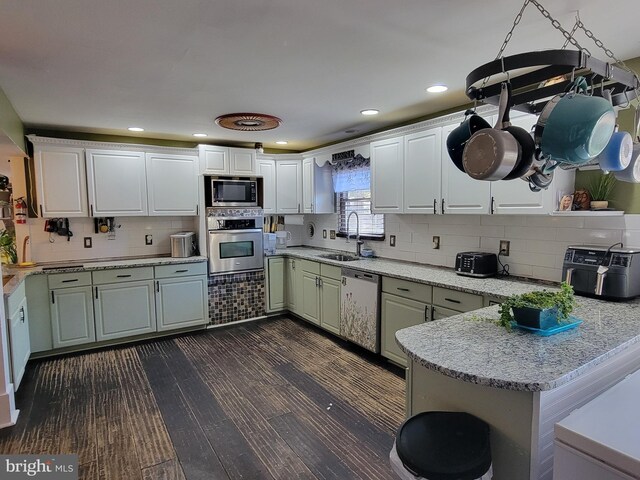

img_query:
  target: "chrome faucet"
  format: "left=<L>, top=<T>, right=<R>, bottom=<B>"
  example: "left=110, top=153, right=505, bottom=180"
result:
left=346, top=211, right=364, bottom=257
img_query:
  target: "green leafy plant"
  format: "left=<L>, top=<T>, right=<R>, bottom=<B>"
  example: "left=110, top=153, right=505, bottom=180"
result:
left=497, top=282, right=577, bottom=330
left=588, top=173, right=616, bottom=202
left=0, top=229, right=17, bottom=264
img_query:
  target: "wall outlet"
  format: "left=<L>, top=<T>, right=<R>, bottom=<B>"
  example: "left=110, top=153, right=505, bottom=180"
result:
left=499, top=240, right=510, bottom=256
left=84, top=237, right=92, bottom=248
left=432, top=236, right=440, bottom=249
left=390, top=235, right=396, bottom=247
left=323, top=229, right=327, bottom=239
left=145, top=234, right=153, bottom=246
left=329, top=230, right=336, bottom=239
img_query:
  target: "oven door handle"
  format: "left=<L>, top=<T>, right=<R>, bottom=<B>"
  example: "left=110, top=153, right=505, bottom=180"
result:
left=208, top=228, right=264, bottom=234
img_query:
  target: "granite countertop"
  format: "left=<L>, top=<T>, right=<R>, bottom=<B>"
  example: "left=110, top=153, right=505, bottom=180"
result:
left=2, top=256, right=208, bottom=298
left=274, top=247, right=640, bottom=393
left=277, top=246, right=549, bottom=299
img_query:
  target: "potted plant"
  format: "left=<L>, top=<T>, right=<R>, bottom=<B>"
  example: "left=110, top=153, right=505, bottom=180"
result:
left=498, top=282, right=577, bottom=330
left=0, top=229, right=17, bottom=264
left=588, top=173, right=616, bottom=210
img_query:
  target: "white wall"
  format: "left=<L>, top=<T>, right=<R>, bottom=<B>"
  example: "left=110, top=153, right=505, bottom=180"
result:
left=23, top=216, right=198, bottom=264
left=299, top=213, right=640, bottom=282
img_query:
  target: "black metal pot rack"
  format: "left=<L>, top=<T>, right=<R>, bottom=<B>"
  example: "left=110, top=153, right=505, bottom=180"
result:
left=466, top=49, right=640, bottom=115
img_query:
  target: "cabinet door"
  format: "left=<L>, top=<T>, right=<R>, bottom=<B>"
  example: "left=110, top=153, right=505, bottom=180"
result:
left=94, top=280, right=156, bottom=341
left=199, top=145, right=229, bottom=174
left=8, top=297, right=31, bottom=389
left=441, top=122, right=491, bottom=214
left=229, top=148, right=256, bottom=175
left=156, top=276, right=207, bottom=331
left=320, top=276, right=340, bottom=335
left=286, top=258, right=302, bottom=315
left=302, top=157, right=314, bottom=213
left=371, top=137, right=404, bottom=213
left=146, top=153, right=199, bottom=216
left=50, top=286, right=95, bottom=348
left=266, top=257, right=285, bottom=312
left=491, top=113, right=551, bottom=214
left=276, top=160, right=302, bottom=214
left=404, top=128, right=442, bottom=214
left=257, top=159, right=277, bottom=215
left=34, top=146, right=88, bottom=217
left=86, top=149, right=148, bottom=216
left=381, top=293, right=429, bottom=367
left=301, top=271, right=320, bottom=325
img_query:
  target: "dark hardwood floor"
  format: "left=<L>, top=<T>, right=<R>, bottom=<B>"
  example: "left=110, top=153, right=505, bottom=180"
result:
left=0, top=317, right=406, bottom=479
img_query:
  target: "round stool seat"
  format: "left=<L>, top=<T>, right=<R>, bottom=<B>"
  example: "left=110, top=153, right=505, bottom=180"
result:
left=395, top=411, right=491, bottom=480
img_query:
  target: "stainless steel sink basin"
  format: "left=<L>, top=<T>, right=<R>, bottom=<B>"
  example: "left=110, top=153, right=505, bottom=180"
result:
left=318, top=253, right=360, bottom=262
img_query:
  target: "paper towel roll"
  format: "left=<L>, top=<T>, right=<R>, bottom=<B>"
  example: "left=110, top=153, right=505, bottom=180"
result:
left=284, top=215, right=304, bottom=225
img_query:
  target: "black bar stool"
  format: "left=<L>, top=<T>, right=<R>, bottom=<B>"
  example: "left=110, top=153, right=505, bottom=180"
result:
left=390, top=411, right=493, bottom=480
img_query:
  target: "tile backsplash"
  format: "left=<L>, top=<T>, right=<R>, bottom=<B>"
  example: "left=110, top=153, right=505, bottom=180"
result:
left=296, top=213, right=640, bottom=282
left=22, top=216, right=198, bottom=263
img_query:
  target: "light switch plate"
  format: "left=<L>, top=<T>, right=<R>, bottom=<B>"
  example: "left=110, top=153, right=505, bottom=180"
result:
left=323, top=229, right=327, bottom=239
left=432, top=236, right=440, bottom=249
left=390, top=235, right=396, bottom=247
left=329, top=230, right=336, bottom=239
left=145, top=234, right=153, bottom=246
left=84, top=237, right=92, bottom=248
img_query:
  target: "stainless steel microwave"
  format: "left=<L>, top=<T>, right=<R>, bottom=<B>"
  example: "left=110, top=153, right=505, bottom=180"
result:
left=211, top=179, right=257, bottom=207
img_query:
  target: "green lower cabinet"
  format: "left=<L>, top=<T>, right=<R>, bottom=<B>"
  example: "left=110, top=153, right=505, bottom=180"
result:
left=319, top=276, right=340, bottom=335
left=156, top=276, right=208, bottom=331
left=50, top=286, right=96, bottom=348
left=94, top=280, right=156, bottom=341
left=301, top=271, right=321, bottom=325
left=285, top=258, right=302, bottom=314
left=266, top=257, right=285, bottom=312
left=381, top=292, right=430, bottom=367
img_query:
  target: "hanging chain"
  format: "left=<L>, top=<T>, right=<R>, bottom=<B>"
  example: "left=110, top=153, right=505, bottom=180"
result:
left=575, top=20, right=626, bottom=70
left=493, top=0, right=530, bottom=61
left=561, top=15, right=580, bottom=49
left=528, top=0, right=589, bottom=55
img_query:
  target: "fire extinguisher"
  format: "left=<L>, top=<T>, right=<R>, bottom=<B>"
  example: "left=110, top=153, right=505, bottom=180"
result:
left=15, top=197, right=27, bottom=224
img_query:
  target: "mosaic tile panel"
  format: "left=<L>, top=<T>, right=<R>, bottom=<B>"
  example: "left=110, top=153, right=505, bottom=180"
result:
left=208, top=270, right=266, bottom=325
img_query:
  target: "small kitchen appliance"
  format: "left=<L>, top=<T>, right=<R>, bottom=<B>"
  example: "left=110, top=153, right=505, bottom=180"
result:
left=275, top=231, right=291, bottom=249
left=455, top=252, right=498, bottom=278
left=263, top=233, right=276, bottom=255
left=170, top=231, right=197, bottom=258
left=210, top=178, right=257, bottom=207
left=562, top=245, right=640, bottom=300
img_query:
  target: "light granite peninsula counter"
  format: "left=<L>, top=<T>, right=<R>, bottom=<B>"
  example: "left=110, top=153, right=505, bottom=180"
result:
left=396, top=297, right=640, bottom=480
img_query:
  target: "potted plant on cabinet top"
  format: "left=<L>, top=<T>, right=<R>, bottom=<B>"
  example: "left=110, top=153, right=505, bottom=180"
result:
left=588, top=173, right=616, bottom=210
left=498, top=282, right=577, bottom=331
left=0, top=229, right=17, bottom=264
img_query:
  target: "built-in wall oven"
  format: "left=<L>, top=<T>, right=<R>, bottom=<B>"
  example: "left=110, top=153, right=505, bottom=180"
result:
left=207, top=208, right=264, bottom=274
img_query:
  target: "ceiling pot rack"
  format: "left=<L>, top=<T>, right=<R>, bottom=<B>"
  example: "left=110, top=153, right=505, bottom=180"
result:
left=464, top=0, right=640, bottom=115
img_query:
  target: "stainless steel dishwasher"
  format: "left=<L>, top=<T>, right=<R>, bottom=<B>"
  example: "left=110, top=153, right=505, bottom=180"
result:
left=340, top=267, right=381, bottom=353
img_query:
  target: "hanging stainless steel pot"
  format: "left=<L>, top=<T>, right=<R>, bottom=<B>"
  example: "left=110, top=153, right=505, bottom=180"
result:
left=462, top=83, right=520, bottom=181
left=534, top=76, right=616, bottom=166
left=446, top=109, right=491, bottom=172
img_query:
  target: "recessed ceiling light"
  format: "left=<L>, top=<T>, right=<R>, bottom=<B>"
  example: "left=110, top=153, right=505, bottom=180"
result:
left=193, top=133, right=208, bottom=137
left=275, top=141, right=288, bottom=145
left=360, top=109, right=379, bottom=116
left=426, top=85, right=448, bottom=93
left=128, top=127, right=144, bottom=132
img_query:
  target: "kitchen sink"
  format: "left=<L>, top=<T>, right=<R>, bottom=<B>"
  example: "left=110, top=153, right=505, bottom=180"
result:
left=318, top=253, right=360, bottom=262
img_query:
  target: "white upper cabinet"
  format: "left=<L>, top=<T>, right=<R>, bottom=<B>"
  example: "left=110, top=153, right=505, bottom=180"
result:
left=371, top=137, right=404, bottom=213
left=146, top=153, right=199, bottom=216
left=302, top=157, right=334, bottom=214
left=257, top=157, right=276, bottom=214
left=276, top=160, right=302, bottom=214
left=86, top=149, right=148, bottom=216
left=441, top=122, right=492, bottom=214
left=199, top=145, right=229, bottom=175
left=404, top=127, right=442, bottom=214
left=34, top=146, right=89, bottom=217
left=199, top=145, right=255, bottom=175
left=229, top=147, right=256, bottom=175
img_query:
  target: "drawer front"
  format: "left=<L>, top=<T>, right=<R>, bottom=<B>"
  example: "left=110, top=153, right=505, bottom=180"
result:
left=155, top=262, right=207, bottom=279
left=432, top=305, right=462, bottom=320
left=320, top=263, right=342, bottom=281
left=382, top=277, right=432, bottom=303
left=301, top=259, right=320, bottom=275
left=92, top=267, right=154, bottom=285
left=433, top=287, right=483, bottom=312
left=48, top=271, right=92, bottom=290
left=6, top=279, right=26, bottom=316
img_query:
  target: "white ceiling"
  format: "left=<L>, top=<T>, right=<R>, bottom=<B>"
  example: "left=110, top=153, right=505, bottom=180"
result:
left=1, top=0, right=639, bottom=151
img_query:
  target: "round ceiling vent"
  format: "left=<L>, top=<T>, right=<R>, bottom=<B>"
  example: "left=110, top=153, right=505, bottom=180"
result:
left=215, top=113, right=282, bottom=131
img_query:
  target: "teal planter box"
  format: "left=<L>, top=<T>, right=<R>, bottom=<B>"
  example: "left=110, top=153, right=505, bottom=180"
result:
left=512, top=306, right=559, bottom=330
